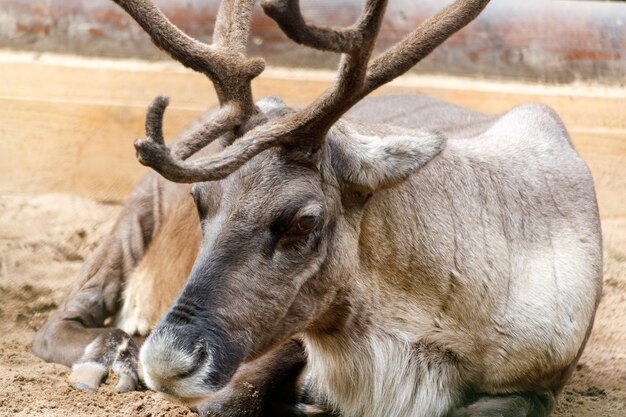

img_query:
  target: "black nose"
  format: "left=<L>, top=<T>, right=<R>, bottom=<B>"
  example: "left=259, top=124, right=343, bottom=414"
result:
left=146, top=299, right=249, bottom=390
left=140, top=327, right=212, bottom=396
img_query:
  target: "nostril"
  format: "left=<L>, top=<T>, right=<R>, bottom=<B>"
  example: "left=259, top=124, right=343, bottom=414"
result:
left=173, top=365, right=198, bottom=380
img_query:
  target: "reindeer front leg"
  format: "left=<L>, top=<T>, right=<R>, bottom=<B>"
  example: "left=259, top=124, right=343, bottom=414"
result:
left=33, top=173, right=183, bottom=392
left=196, top=340, right=310, bottom=417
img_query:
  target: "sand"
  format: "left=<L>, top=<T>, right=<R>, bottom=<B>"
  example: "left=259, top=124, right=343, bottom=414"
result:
left=0, top=193, right=624, bottom=416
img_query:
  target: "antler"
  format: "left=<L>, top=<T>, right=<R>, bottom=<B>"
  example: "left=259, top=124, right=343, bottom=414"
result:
left=117, top=0, right=490, bottom=183
left=136, top=95, right=293, bottom=182
left=112, top=0, right=266, bottom=171
left=260, top=0, right=491, bottom=144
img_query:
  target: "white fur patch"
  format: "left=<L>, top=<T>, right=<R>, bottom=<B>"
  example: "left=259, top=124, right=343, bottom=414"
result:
left=70, top=362, right=108, bottom=391
left=304, top=332, right=461, bottom=417
left=482, top=222, right=601, bottom=390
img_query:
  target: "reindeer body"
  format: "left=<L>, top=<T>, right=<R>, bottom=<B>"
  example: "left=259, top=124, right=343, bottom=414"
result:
left=100, top=95, right=601, bottom=417
left=300, top=97, right=602, bottom=417
left=33, top=0, right=603, bottom=415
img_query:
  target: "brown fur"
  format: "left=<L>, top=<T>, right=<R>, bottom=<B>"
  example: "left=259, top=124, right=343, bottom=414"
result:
left=115, top=188, right=200, bottom=336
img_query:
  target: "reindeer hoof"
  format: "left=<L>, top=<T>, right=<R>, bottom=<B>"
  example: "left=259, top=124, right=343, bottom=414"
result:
left=69, top=329, right=140, bottom=392
left=114, top=373, right=138, bottom=393
left=70, top=362, right=107, bottom=391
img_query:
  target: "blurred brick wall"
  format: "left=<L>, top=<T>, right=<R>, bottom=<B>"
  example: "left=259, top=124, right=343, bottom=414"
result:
left=0, top=0, right=624, bottom=83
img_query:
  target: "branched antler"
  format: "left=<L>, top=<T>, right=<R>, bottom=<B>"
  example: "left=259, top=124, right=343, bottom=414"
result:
left=112, top=0, right=266, bottom=180
left=137, top=95, right=243, bottom=166
left=260, top=0, right=490, bottom=146
left=115, top=0, right=490, bottom=183
left=113, top=0, right=264, bottom=105
left=365, top=0, right=491, bottom=92
left=137, top=98, right=292, bottom=182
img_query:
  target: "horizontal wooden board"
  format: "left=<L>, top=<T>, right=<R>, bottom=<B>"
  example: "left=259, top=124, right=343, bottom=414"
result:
left=0, top=55, right=624, bottom=219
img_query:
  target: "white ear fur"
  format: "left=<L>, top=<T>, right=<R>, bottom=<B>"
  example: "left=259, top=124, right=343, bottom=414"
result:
left=329, top=130, right=446, bottom=191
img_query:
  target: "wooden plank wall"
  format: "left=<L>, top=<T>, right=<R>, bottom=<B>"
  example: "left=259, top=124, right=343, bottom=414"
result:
left=0, top=52, right=624, bottom=220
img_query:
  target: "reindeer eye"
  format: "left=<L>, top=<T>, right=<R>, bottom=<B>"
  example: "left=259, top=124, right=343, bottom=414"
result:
left=292, top=215, right=317, bottom=235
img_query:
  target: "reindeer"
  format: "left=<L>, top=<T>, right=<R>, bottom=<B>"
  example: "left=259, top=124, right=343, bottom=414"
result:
left=33, top=0, right=603, bottom=416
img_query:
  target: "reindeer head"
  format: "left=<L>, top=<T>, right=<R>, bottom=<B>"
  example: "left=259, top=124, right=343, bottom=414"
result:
left=112, top=0, right=489, bottom=403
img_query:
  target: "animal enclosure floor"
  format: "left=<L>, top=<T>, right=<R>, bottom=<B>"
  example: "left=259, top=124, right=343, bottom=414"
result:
left=0, top=194, right=625, bottom=416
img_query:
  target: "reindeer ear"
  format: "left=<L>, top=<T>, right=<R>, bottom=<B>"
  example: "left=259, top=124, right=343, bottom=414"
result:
left=328, top=129, right=446, bottom=192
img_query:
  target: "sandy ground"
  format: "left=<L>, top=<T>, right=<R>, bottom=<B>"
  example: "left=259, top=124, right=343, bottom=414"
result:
left=0, top=193, right=624, bottom=417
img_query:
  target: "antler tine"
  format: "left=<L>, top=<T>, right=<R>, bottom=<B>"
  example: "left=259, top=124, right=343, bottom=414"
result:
left=260, top=0, right=388, bottom=144
left=364, top=0, right=491, bottom=94
left=145, top=95, right=169, bottom=146
left=261, top=0, right=490, bottom=145
left=136, top=118, right=293, bottom=183
left=113, top=0, right=269, bottom=179
left=261, top=0, right=364, bottom=53
left=113, top=0, right=264, bottom=102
